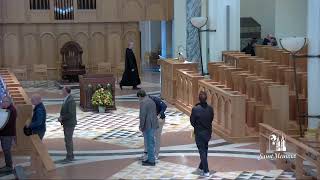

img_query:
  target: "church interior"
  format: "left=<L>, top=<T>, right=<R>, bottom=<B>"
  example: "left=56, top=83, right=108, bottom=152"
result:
left=0, top=0, right=320, bottom=179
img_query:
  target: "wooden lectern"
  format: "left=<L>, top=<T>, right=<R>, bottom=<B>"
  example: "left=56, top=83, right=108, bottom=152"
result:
left=79, top=74, right=116, bottom=111
left=158, top=59, right=198, bottom=104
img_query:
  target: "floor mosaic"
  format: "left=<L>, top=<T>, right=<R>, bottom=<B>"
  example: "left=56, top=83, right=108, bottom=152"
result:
left=45, top=108, right=191, bottom=148
left=111, top=161, right=295, bottom=180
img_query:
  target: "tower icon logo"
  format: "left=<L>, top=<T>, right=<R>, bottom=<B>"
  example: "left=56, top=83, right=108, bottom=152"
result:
left=269, top=131, right=286, bottom=152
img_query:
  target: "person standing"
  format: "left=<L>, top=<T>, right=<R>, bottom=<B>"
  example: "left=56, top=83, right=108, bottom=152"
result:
left=120, top=42, right=141, bottom=90
left=26, top=94, right=46, bottom=140
left=148, top=95, right=167, bottom=160
left=58, top=87, right=77, bottom=161
left=0, top=96, right=17, bottom=172
left=190, top=91, right=214, bottom=177
left=137, top=90, right=158, bottom=166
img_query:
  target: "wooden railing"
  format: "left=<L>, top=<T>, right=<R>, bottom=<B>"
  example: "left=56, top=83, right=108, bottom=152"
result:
left=0, top=68, right=55, bottom=177
left=175, top=69, right=204, bottom=115
left=198, top=79, right=247, bottom=139
left=259, top=123, right=320, bottom=179
left=171, top=46, right=306, bottom=141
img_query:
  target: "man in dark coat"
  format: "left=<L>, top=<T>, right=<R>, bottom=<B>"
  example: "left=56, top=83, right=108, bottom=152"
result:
left=241, top=38, right=257, bottom=56
left=0, top=96, right=17, bottom=172
left=26, top=94, right=46, bottom=140
left=120, top=42, right=141, bottom=90
left=58, top=87, right=77, bottom=161
left=190, top=91, right=214, bottom=177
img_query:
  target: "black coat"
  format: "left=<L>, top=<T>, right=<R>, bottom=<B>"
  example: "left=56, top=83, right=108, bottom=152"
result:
left=241, top=44, right=255, bottom=56
left=190, top=103, right=214, bottom=134
left=120, top=48, right=141, bottom=86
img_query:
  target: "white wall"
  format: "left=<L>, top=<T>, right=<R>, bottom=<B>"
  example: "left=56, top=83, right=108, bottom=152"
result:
left=172, top=0, right=187, bottom=58
left=275, top=0, right=308, bottom=38
left=240, top=0, right=275, bottom=38
left=208, top=0, right=240, bottom=61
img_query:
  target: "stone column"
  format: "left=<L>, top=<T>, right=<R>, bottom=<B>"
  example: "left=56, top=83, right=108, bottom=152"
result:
left=307, top=0, right=320, bottom=133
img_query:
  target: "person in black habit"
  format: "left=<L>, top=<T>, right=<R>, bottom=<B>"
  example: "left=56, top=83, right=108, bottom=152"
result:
left=120, top=42, right=141, bottom=90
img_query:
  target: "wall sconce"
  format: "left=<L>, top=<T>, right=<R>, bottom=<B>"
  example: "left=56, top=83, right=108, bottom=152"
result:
left=280, top=37, right=320, bottom=137
left=191, top=17, right=216, bottom=75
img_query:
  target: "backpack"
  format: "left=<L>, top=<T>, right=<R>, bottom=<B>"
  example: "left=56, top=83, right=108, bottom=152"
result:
left=149, top=96, right=167, bottom=116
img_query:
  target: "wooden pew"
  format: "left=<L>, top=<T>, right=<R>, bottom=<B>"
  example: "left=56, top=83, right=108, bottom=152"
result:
left=0, top=68, right=56, bottom=178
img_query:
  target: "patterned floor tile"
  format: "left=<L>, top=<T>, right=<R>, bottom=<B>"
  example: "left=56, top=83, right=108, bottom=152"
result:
left=110, top=160, right=295, bottom=180
left=44, top=108, right=191, bottom=148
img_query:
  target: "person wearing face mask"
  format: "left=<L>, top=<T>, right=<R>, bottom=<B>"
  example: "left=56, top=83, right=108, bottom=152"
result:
left=120, top=41, right=141, bottom=90
left=0, top=96, right=17, bottom=173
left=25, top=94, right=46, bottom=140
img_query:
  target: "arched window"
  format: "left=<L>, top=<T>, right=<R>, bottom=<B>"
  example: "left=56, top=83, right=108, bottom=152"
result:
left=54, top=0, right=74, bottom=20
left=77, top=0, right=96, bottom=10
left=30, top=0, right=50, bottom=10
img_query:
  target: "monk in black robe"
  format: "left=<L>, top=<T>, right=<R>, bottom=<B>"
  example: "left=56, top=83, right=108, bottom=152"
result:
left=120, top=42, right=141, bottom=90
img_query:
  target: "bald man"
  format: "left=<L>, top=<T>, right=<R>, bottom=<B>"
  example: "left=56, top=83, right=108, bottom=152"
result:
left=0, top=96, right=17, bottom=172
left=27, top=94, right=47, bottom=140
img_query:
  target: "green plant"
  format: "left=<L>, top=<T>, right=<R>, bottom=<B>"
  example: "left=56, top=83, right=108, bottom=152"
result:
left=91, top=88, right=113, bottom=107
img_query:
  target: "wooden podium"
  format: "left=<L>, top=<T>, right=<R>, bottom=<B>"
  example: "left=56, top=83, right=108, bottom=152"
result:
left=158, top=59, right=198, bottom=104
left=79, top=74, right=116, bottom=112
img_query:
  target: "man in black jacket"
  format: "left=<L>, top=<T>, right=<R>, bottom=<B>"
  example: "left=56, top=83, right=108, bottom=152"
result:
left=190, top=91, right=214, bottom=177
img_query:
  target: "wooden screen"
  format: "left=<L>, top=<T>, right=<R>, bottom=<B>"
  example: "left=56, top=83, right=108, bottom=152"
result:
left=78, top=0, right=96, bottom=9
left=30, top=0, right=50, bottom=10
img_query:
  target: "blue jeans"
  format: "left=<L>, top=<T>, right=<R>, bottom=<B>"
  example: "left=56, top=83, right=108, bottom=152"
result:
left=144, top=128, right=155, bottom=163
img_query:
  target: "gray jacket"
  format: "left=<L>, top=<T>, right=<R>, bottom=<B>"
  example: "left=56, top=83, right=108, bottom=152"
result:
left=139, top=96, right=158, bottom=131
left=60, top=95, right=77, bottom=127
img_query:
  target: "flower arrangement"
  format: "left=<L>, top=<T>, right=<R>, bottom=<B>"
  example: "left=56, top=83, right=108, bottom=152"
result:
left=91, top=88, right=113, bottom=107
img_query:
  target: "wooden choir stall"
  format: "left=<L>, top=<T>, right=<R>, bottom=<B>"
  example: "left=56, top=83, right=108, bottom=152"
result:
left=158, top=59, right=199, bottom=104
left=79, top=74, right=116, bottom=112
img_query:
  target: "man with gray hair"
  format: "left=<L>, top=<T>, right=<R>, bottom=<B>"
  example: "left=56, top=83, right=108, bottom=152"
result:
left=137, top=90, right=158, bottom=166
left=25, top=94, right=47, bottom=140
left=0, top=96, right=17, bottom=172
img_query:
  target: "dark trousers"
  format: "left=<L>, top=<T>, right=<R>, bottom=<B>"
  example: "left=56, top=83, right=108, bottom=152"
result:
left=63, top=126, right=75, bottom=159
left=0, top=136, right=14, bottom=167
left=195, top=130, right=211, bottom=173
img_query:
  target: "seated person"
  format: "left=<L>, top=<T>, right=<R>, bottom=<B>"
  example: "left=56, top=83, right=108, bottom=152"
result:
left=270, top=37, right=278, bottom=46
left=25, top=94, right=46, bottom=140
left=241, top=38, right=257, bottom=56
left=262, top=34, right=273, bottom=45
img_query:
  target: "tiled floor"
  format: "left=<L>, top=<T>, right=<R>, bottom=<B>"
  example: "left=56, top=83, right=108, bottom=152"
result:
left=111, top=161, right=295, bottom=180
left=45, top=107, right=191, bottom=148
left=0, top=72, right=305, bottom=179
